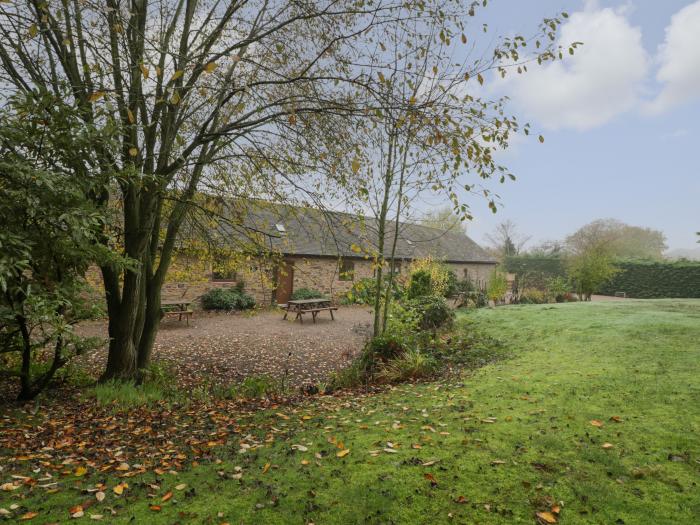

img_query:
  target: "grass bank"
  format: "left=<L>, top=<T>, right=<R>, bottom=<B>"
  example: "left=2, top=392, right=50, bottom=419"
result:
left=2, top=300, right=699, bottom=524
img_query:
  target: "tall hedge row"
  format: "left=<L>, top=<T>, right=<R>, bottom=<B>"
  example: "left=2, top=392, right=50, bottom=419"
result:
left=598, top=260, right=700, bottom=298
left=504, top=255, right=700, bottom=298
left=503, top=256, right=567, bottom=278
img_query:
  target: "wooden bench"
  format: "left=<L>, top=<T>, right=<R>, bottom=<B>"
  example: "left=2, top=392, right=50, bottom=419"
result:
left=306, top=306, right=338, bottom=323
left=162, top=309, right=194, bottom=325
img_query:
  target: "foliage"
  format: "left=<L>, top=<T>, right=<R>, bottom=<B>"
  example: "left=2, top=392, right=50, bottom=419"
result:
left=566, top=218, right=667, bottom=260
left=201, top=287, right=255, bottom=311
left=486, top=268, right=509, bottom=303
left=503, top=255, right=567, bottom=286
left=405, top=257, right=453, bottom=298
left=376, top=349, right=437, bottom=383
left=546, top=276, right=570, bottom=302
left=0, top=96, right=115, bottom=400
left=516, top=288, right=548, bottom=304
left=566, top=248, right=618, bottom=301
left=597, top=259, right=700, bottom=298
left=405, top=295, right=454, bottom=332
left=290, top=288, right=325, bottom=301
left=343, top=277, right=402, bottom=305
left=406, top=270, right=433, bottom=299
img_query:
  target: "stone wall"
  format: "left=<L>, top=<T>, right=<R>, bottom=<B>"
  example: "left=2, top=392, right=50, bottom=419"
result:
left=286, top=256, right=375, bottom=300
left=85, top=256, right=497, bottom=309
left=446, top=262, right=495, bottom=289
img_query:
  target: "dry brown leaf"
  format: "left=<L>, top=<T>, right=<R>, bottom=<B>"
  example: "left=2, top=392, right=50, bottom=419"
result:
left=590, top=419, right=603, bottom=427
left=536, top=511, right=558, bottom=523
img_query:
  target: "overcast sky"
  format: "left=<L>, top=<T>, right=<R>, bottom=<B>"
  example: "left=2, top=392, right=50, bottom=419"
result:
left=431, top=0, right=699, bottom=251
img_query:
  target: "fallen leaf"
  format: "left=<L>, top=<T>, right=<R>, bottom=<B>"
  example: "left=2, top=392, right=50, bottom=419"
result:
left=609, top=416, right=623, bottom=423
left=424, top=473, right=437, bottom=484
left=536, top=511, right=557, bottom=523
left=175, top=484, right=187, bottom=491
left=149, top=505, right=161, bottom=512
left=74, top=466, right=88, bottom=477
left=19, top=512, right=39, bottom=520
left=161, top=491, right=173, bottom=502
left=590, top=420, right=603, bottom=427
left=262, top=462, right=271, bottom=473
left=602, top=443, right=614, bottom=449
left=95, top=491, right=105, bottom=502
left=336, top=449, right=350, bottom=458
left=454, top=496, right=468, bottom=504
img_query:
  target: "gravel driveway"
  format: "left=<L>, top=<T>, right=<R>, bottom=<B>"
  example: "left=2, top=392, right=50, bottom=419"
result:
left=78, top=306, right=373, bottom=388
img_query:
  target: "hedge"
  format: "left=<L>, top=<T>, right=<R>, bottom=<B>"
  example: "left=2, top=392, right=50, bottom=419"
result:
left=502, top=256, right=566, bottom=289
left=503, top=256, right=700, bottom=298
left=598, top=260, right=700, bottom=298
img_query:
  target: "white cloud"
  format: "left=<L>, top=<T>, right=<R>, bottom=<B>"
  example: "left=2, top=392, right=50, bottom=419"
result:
left=499, top=2, right=649, bottom=131
left=646, top=0, right=700, bottom=114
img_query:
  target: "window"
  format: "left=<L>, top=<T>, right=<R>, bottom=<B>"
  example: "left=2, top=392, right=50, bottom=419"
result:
left=211, top=256, right=237, bottom=282
left=339, top=260, right=355, bottom=281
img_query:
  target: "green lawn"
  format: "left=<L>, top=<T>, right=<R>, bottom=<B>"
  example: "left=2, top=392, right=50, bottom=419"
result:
left=3, top=300, right=700, bottom=524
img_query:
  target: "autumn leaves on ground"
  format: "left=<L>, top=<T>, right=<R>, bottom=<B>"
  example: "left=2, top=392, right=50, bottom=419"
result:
left=2, top=300, right=699, bottom=524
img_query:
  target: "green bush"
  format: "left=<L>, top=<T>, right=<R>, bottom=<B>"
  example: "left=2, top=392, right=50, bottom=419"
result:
left=343, top=277, right=402, bottom=305
left=517, top=288, right=548, bottom=304
left=407, top=270, right=432, bottom=299
left=546, top=276, right=570, bottom=302
left=201, top=287, right=255, bottom=311
left=406, top=294, right=454, bottom=332
left=291, top=288, right=325, bottom=300
left=367, top=331, right=409, bottom=362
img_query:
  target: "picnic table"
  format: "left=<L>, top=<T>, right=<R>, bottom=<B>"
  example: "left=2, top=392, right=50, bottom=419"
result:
left=161, top=300, right=194, bottom=325
left=282, top=298, right=337, bottom=324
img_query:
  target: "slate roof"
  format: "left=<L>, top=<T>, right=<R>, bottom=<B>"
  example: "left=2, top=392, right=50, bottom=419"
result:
left=221, top=201, right=496, bottom=264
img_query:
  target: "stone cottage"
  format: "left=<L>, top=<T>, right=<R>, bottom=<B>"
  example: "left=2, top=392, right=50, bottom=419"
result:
left=160, top=202, right=498, bottom=306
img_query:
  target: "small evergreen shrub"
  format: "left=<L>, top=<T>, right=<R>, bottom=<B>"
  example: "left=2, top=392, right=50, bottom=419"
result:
left=407, top=270, right=432, bottom=299
left=367, top=332, right=409, bottom=362
left=291, top=288, right=325, bottom=300
left=201, top=287, right=255, bottom=311
left=406, top=294, right=454, bottom=332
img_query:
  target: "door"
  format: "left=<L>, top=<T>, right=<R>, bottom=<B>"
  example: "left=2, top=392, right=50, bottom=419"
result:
left=275, top=259, right=294, bottom=304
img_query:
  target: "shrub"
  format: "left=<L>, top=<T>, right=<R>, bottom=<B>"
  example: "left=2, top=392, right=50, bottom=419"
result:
left=406, top=295, right=454, bottom=332
left=404, top=256, right=452, bottom=297
left=487, top=268, right=508, bottom=303
left=291, top=287, right=325, bottom=300
left=377, top=350, right=437, bottom=383
left=407, top=270, right=432, bottom=299
left=201, top=287, right=255, bottom=311
left=343, top=277, right=402, bottom=305
left=546, top=276, right=570, bottom=302
left=518, top=288, right=548, bottom=304
left=367, top=331, right=409, bottom=362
